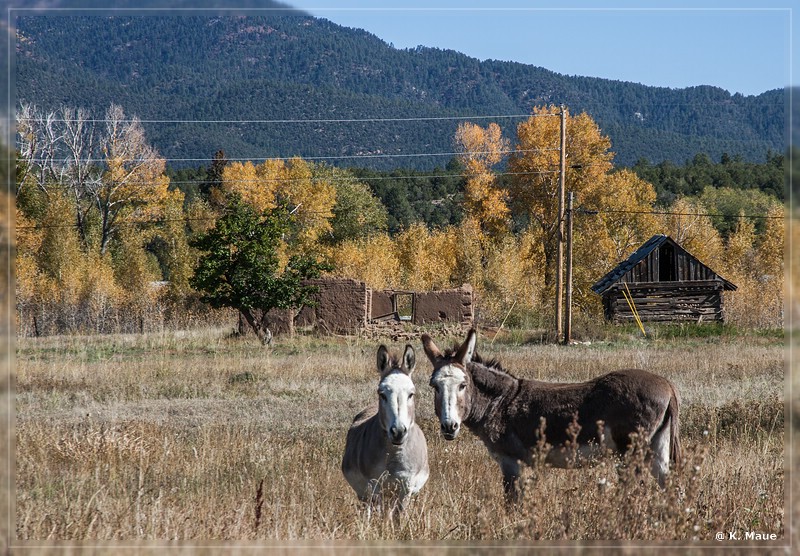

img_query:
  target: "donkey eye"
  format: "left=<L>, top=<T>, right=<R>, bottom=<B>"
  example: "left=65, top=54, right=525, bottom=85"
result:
left=379, top=391, right=387, bottom=400
left=458, top=383, right=467, bottom=391
left=408, top=392, right=414, bottom=399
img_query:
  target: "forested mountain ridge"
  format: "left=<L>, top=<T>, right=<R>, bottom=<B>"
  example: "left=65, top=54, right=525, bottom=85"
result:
left=15, top=13, right=787, bottom=169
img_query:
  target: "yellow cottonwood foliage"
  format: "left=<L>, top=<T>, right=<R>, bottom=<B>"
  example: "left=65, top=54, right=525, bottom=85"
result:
left=449, top=217, right=548, bottom=320
left=508, top=106, right=614, bottom=285
left=17, top=189, right=123, bottom=333
left=660, top=197, right=725, bottom=271
left=14, top=209, right=41, bottom=312
left=100, top=106, right=173, bottom=242
left=103, top=157, right=171, bottom=220
left=572, top=169, right=661, bottom=311
left=584, top=170, right=660, bottom=261
left=479, top=230, right=547, bottom=321
left=277, top=158, right=336, bottom=251
left=455, top=122, right=509, bottom=237
left=451, top=216, right=486, bottom=290
left=509, top=107, right=612, bottom=228
left=724, top=213, right=757, bottom=278
left=788, top=213, right=800, bottom=326
left=215, top=157, right=336, bottom=254
left=161, top=190, right=195, bottom=297
left=218, top=160, right=277, bottom=213
left=756, top=203, right=785, bottom=278
left=114, top=227, right=159, bottom=308
left=721, top=208, right=784, bottom=328
left=76, top=250, right=123, bottom=330
left=185, top=197, right=217, bottom=235
left=394, top=223, right=457, bottom=291
left=327, top=233, right=399, bottom=290
left=35, top=192, right=84, bottom=305
left=505, top=106, right=666, bottom=317
left=257, top=158, right=286, bottom=206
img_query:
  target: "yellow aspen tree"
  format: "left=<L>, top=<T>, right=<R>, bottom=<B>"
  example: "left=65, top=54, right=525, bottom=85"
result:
left=725, top=212, right=757, bottom=278
left=393, top=223, right=457, bottom=291
left=159, top=189, right=195, bottom=298
left=328, top=233, right=399, bottom=290
left=508, top=106, right=613, bottom=287
left=215, top=160, right=279, bottom=213
left=15, top=208, right=42, bottom=326
left=660, top=197, right=725, bottom=271
left=454, top=122, right=509, bottom=237
left=756, top=203, right=785, bottom=279
left=755, top=204, right=785, bottom=327
left=36, top=191, right=84, bottom=307
left=452, top=216, right=486, bottom=293
left=98, top=104, right=172, bottom=255
left=276, top=158, right=336, bottom=252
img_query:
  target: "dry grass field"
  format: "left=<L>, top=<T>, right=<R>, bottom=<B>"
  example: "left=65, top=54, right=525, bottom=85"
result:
left=9, top=324, right=792, bottom=551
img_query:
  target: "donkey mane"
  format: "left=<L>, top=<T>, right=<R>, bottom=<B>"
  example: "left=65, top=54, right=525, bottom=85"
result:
left=442, top=346, right=510, bottom=377
left=440, top=345, right=520, bottom=399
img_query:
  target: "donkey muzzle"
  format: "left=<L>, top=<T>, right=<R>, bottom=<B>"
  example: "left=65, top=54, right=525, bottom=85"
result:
left=441, top=421, right=460, bottom=440
left=389, top=424, right=408, bottom=445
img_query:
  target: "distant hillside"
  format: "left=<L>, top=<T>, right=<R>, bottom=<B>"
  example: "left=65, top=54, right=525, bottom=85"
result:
left=15, top=13, right=787, bottom=169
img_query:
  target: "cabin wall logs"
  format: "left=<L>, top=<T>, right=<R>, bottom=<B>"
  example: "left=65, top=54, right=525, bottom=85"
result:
left=601, top=281, right=726, bottom=323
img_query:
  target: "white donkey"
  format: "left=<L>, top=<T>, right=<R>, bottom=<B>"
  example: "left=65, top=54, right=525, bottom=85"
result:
left=342, top=344, right=429, bottom=513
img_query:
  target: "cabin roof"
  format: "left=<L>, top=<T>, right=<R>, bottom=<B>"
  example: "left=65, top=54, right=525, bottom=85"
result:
left=591, top=234, right=737, bottom=295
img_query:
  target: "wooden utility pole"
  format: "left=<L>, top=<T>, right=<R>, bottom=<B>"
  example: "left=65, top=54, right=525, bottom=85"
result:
left=555, top=105, right=567, bottom=343
left=563, top=191, right=574, bottom=345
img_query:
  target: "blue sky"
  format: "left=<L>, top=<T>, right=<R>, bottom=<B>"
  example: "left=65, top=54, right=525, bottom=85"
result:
left=290, top=1, right=795, bottom=97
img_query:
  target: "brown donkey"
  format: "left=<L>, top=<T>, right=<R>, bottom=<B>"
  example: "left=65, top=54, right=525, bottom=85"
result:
left=423, top=329, right=681, bottom=503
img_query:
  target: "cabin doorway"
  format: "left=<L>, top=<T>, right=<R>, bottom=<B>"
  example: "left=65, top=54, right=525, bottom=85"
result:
left=659, top=243, right=676, bottom=281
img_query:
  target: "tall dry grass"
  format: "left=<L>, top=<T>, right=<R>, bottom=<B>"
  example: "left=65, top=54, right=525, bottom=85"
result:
left=12, top=326, right=788, bottom=548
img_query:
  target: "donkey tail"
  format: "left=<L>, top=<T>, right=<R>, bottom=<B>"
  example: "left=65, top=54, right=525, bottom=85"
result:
left=667, top=384, right=681, bottom=469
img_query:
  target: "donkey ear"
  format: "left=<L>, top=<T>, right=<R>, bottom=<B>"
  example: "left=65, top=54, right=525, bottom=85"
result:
left=421, top=334, right=442, bottom=364
left=377, top=345, right=391, bottom=374
left=402, top=344, right=416, bottom=375
left=454, top=329, right=477, bottom=365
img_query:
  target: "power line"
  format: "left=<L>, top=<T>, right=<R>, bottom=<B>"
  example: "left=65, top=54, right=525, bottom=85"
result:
left=15, top=113, right=558, bottom=125
left=15, top=207, right=784, bottom=231
left=23, top=168, right=563, bottom=191
left=589, top=208, right=784, bottom=219
left=21, top=146, right=561, bottom=165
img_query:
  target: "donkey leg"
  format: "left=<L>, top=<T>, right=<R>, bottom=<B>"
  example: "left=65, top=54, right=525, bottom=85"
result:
left=497, top=457, right=522, bottom=504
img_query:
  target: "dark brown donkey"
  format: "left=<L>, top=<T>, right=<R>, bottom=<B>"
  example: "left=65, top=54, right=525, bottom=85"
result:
left=422, top=329, right=681, bottom=503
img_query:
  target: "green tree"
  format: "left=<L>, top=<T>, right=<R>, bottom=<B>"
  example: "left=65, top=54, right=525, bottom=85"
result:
left=189, top=193, right=331, bottom=344
left=325, top=168, right=388, bottom=243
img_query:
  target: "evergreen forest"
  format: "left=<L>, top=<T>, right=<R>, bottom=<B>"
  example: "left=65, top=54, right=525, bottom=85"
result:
left=15, top=14, right=787, bottom=170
